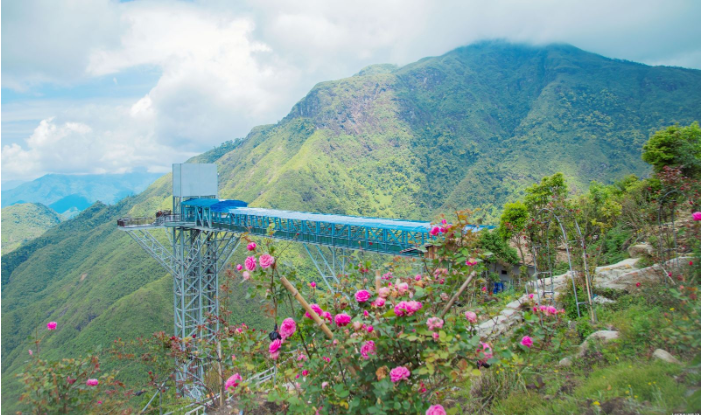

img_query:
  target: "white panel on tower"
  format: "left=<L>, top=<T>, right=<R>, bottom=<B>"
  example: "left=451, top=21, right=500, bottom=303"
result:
left=172, top=163, right=218, bottom=198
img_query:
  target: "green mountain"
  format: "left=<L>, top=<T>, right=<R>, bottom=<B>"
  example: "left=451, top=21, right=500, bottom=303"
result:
left=1, top=203, right=63, bottom=254
left=1, top=41, right=700, bottom=412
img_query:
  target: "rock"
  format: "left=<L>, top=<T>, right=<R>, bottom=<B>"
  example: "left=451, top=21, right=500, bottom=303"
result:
left=652, top=349, right=680, bottom=364
left=592, top=295, right=615, bottom=304
left=558, top=357, right=572, bottom=367
left=577, top=330, right=619, bottom=356
left=500, top=308, right=518, bottom=317
left=505, top=300, right=523, bottom=310
left=627, top=243, right=654, bottom=258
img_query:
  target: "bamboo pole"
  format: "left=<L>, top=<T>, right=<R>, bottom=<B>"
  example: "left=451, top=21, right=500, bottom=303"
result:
left=217, top=342, right=224, bottom=407
left=279, top=276, right=334, bottom=339
left=440, top=271, right=476, bottom=318
left=279, top=276, right=358, bottom=376
left=375, top=270, right=381, bottom=293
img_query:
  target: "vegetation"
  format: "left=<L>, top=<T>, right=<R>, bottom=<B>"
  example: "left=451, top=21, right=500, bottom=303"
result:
left=1, top=203, right=62, bottom=254
left=1, top=41, right=701, bottom=413
left=642, top=122, right=701, bottom=178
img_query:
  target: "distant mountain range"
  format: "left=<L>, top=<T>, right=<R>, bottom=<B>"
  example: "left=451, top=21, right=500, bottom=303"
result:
left=1, top=41, right=700, bottom=413
left=1, top=171, right=164, bottom=217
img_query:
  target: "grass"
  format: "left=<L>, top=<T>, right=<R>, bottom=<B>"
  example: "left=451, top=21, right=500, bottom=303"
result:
left=454, top=282, right=701, bottom=415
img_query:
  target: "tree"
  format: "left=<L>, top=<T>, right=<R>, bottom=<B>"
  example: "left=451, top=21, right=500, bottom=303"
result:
left=498, top=201, right=529, bottom=264
left=642, top=122, right=701, bottom=178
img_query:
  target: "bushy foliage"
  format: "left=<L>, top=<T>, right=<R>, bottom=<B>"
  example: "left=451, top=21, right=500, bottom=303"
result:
left=642, top=122, right=701, bottom=178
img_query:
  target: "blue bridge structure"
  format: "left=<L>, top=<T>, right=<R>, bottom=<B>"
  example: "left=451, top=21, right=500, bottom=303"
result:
left=116, top=163, right=490, bottom=399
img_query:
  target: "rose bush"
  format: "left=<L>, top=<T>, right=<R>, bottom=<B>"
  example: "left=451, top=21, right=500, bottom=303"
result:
left=210, top=211, right=527, bottom=414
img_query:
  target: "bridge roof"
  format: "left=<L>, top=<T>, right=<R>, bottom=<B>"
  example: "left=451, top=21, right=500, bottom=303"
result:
left=182, top=198, right=492, bottom=233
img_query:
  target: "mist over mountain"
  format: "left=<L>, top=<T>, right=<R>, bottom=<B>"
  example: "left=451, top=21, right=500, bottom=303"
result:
left=1, top=41, right=700, bottom=412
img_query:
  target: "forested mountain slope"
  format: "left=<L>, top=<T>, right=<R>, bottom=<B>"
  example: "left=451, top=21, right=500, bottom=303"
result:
left=1, top=41, right=699, bottom=411
left=1, top=203, right=62, bottom=254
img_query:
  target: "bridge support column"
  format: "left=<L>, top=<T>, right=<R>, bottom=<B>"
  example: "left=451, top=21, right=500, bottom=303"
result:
left=303, top=244, right=347, bottom=293
left=125, top=226, right=240, bottom=400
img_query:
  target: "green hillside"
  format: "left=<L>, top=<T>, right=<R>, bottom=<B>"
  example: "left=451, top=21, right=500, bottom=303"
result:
left=1, top=203, right=62, bottom=254
left=1, top=41, right=700, bottom=412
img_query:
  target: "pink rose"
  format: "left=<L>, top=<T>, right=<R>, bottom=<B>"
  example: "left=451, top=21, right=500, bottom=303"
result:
left=270, top=352, right=280, bottom=360
left=394, top=301, right=410, bottom=316
left=86, top=379, right=99, bottom=387
left=432, top=332, right=439, bottom=341
left=360, top=340, right=376, bottom=359
left=426, top=404, right=446, bottom=415
left=378, top=287, right=390, bottom=298
left=305, top=304, right=324, bottom=319
left=322, top=311, right=332, bottom=323
left=366, top=325, right=374, bottom=333
left=247, top=242, right=257, bottom=251
left=280, top=318, right=296, bottom=340
left=236, top=264, right=243, bottom=271
left=430, top=226, right=440, bottom=236
left=481, top=286, right=487, bottom=292
left=322, top=381, right=329, bottom=389
left=465, top=311, right=477, bottom=323
left=478, top=342, right=493, bottom=362
left=528, top=293, right=534, bottom=299
left=426, top=317, right=444, bottom=330
left=441, top=219, right=447, bottom=225
left=355, top=290, right=371, bottom=303
left=269, top=339, right=282, bottom=356
left=259, top=254, right=275, bottom=268
left=389, top=366, right=411, bottom=382
left=47, top=321, right=57, bottom=330
left=546, top=306, right=557, bottom=315
left=466, top=259, right=477, bottom=266
left=693, top=212, right=701, bottom=221
left=334, top=313, right=351, bottom=327
left=242, top=271, right=250, bottom=281
left=310, top=281, right=317, bottom=288
left=415, top=274, right=422, bottom=281
left=396, top=282, right=409, bottom=295
left=302, top=369, right=309, bottom=376
left=363, top=310, right=369, bottom=317
left=322, top=356, right=331, bottom=363
left=28, top=349, right=33, bottom=356
left=353, top=321, right=363, bottom=331
left=225, top=373, right=243, bottom=390
left=245, top=256, right=257, bottom=271
left=521, top=336, right=533, bottom=348
left=372, top=297, right=386, bottom=308
left=539, top=305, right=547, bottom=312
left=408, top=301, right=423, bottom=312
left=66, top=376, right=75, bottom=384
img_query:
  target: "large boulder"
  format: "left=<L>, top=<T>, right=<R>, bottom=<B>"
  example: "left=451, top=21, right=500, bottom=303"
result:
left=577, top=330, right=619, bottom=356
left=627, top=243, right=654, bottom=258
left=652, top=349, right=680, bottom=364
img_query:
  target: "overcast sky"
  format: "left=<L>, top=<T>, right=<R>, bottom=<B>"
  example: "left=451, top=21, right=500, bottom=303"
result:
left=1, top=0, right=701, bottom=183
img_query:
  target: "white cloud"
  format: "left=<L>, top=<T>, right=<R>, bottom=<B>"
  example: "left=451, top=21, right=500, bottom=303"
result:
left=1, top=0, right=700, bottom=181
left=1, top=112, right=194, bottom=182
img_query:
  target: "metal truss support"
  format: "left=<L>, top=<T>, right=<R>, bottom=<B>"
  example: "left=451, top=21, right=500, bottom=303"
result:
left=303, top=244, right=346, bottom=293
left=124, top=227, right=240, bottom=400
